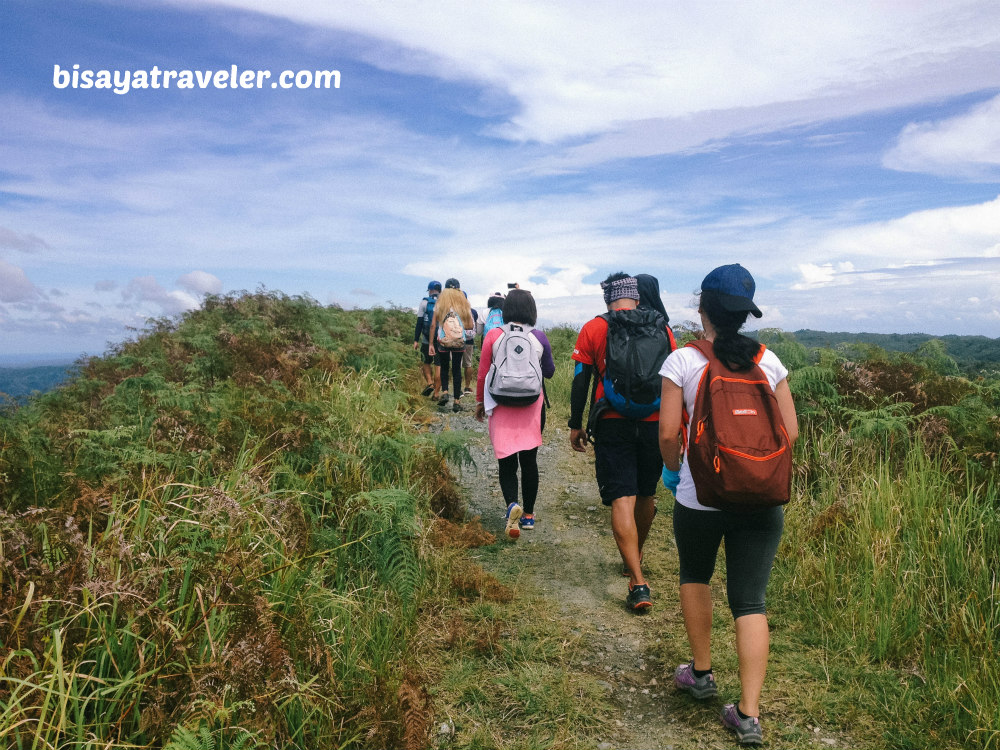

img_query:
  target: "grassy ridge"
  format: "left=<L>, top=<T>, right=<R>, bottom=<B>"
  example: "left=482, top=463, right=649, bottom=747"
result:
left=0, top=292, right=466, bottom=748
left=767, top=331, right=1000, bottom=749
left=2, top=300, right=998, bottom=748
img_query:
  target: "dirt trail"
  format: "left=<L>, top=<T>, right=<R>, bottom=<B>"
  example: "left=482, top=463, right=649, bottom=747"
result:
left=434, top=405, right=859, bottom=749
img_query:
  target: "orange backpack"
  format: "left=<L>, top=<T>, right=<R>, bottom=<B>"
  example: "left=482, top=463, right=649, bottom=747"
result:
left=685, top=339, right=792, bottom=511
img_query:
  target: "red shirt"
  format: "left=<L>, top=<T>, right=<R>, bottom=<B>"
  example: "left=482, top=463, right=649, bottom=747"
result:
left=571, top=311, right=669, bottom=422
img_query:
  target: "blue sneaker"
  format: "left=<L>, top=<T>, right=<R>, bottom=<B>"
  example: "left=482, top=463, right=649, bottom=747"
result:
left=504, top=502, right=522, bottom=539
left=519, top=513, right=535, bottom=530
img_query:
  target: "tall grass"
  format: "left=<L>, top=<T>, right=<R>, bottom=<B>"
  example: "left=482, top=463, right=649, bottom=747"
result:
left=0, top=293, right=462, bottom=748
left=776, top=418, right=1000, bottom=748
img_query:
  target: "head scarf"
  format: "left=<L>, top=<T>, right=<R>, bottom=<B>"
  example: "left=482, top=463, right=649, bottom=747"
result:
left=635, top=273, right=669, bottom=323
left=600, top=276, right=639, bottom=305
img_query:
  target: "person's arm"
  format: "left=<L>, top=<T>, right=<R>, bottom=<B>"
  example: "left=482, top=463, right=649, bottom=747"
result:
left=533, top=330, right=556, bottom=379
left=475, top=329, right=496, bottom=421
left=569, top=362, right=593, bottom=452
left=413, top=300, right=426, bottom=348
left=428, top=306, right=440, bottom=356
left=658, top=378, right=684, bottom=472
left=774, top=378, right=799, bottom=445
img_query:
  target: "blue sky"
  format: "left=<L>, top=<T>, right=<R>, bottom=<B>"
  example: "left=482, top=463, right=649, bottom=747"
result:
left=3, top=0, right=1000, bottom=359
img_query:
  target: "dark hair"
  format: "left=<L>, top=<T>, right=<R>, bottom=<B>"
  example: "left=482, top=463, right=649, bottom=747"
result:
left=602, top=270, right=630, bottom=286
left=502, top=289, right=537, bottom=326
left=487, top=295, right=504, bottom=310
left=700, top=290, right=759, bottom=371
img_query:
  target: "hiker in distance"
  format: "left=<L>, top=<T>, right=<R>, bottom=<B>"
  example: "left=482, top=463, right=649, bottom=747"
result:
left=658, top=264, right=799, bottom=746
left=569, top=272, right=676, bottom=612
left=413, top=280, right=442, bottom=398
left=429, top=286, right=476, bottom=412
left=475, top=289, right=555, bottom=538
left=443, top=278, right=481, bottom=398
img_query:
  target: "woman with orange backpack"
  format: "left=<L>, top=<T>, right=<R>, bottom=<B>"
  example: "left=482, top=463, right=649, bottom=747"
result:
left=658, top=264, right=799, bottom=746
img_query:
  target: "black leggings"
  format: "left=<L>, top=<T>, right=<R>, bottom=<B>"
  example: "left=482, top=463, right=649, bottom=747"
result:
left=672, top=501, right=784, bottom=618
left=498, top=448, right=539, bottom=514
left=437, top=348, right=463, bottom=398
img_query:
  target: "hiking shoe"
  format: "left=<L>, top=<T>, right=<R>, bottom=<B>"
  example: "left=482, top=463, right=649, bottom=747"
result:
left=438, top=393, right=450, bottom=406
left=625, top=583, right=652, bottom=612
left=504, top=502, right=522, bottom=539
left=519, top=513, right=535, bottom=530
left=720, top=704, right=763, bottom=745
left=463, top=388, right=473, bottom=396
left=674, top=661, right=718, bottom=699
left=421, top=385, right=434, bottom=397
left=452, top=400, right=463, bottom=413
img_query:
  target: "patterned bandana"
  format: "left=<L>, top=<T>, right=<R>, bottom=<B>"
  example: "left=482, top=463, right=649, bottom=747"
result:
left=600, top=276, right=639, bottom=305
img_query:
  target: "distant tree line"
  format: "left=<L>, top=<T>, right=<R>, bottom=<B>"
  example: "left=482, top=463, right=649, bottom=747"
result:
left=0, top=364, right=76, bottom=400
left=790, top=329, right=1000, bottom=375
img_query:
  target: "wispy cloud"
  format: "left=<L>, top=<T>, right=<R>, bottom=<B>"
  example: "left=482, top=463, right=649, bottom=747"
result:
left=189, top=0, right=1000, bottom=146
left=0, top=226, right=50, bottom=253
left=884, top=93, right=1000, bottom=179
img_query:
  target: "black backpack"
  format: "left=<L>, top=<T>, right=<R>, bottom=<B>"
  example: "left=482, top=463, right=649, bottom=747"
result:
left=599, top=308, right=673, bottom=419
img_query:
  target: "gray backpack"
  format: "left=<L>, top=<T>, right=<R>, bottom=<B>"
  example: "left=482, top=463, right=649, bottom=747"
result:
left=487, top=323, right=543, bottom=406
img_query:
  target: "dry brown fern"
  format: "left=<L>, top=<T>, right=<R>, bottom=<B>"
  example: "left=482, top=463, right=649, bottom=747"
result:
left=398, top=673, right=432, bottom=750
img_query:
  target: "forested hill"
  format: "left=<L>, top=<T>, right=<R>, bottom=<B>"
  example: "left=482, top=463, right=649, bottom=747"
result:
left=791, top=329, right=1000, bottom=371
left=0, top=364, right=77, bottom=400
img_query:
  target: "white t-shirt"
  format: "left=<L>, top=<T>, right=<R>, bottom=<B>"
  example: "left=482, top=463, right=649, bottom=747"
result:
left=659, top=345, right=789, bottom=511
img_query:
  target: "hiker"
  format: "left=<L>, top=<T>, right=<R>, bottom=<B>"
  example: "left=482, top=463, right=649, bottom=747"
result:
left=482, top=292, right=505, bottom=337
left=444, top=278, right=480, bottom=397
left=568, top=272, right=675, bottom=612
left=413, top=280, right=442, bottom=397
left=475, top=289, right=555, bottom=538
left=658, top=264, right=798, bottom=746
left=636, top=273, right=670, bottom=322
left=429, top=286, right=476, bottom=412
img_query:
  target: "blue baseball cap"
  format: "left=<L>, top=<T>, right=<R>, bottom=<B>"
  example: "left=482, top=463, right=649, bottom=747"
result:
left=427, top=280, right=442, bottom=292
left=701, top=264, right=762, bottom=318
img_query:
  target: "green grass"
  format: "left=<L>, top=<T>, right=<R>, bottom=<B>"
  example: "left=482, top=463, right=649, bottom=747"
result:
left=774, top=421, right=1000, bottom=749
left=2, top=299, right=998, bottom=749
left=0, top=293, right=463, bottom=748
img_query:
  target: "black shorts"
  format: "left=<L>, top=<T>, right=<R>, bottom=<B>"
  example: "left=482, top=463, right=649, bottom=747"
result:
left=592, top=418, right=662, bottom=505
left=672, top=502, right=784, bottom=618
left=419, top=342, right=433, bottom=365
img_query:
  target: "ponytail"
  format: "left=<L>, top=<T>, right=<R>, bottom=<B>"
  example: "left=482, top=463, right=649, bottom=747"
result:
left=700, top=290, right=759, bottom=371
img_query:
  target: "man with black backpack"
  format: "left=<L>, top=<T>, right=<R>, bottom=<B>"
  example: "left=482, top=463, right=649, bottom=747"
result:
left=569, top=272, right=676, bottom=612
left=413, top=280, right=442, bottom=397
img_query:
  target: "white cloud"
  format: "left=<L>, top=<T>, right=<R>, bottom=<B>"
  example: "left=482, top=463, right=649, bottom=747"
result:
left=884, top=93, right=1000, bottom=178
left=0, top=226, right=49, bottom=252
left=0, top=260, right=41, bottom=302
left=806, top=195, right=1000, bottom=266
left=124, top=276, right=202, bottom=316
left=177, top=270, right=223, bottom=295
left=185, top=0, right=1000, bottom=145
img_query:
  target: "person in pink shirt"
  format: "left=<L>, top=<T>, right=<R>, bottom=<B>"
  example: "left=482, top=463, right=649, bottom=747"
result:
left=475, top=289, right=555, bottom=538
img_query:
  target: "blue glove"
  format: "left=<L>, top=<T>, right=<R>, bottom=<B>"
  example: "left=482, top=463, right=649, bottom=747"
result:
left=662, top=466, right=680, bottom=494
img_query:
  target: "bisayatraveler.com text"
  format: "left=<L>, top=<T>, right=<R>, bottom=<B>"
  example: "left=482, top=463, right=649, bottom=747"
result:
left=53, top=64, right=341, bottom=94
